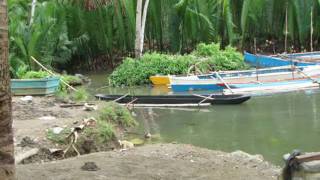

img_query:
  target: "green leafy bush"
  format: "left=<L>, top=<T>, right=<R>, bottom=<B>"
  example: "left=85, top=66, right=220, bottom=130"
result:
left=109, top=43, right=248, bottom=86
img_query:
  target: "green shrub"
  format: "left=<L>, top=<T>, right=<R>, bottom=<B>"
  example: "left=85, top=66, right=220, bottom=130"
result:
left=98, top=102, right=138, bottom=127
left=109, top=43, right=248, bottom=86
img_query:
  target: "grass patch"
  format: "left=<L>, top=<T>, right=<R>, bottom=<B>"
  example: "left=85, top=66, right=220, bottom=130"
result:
left=83, top=121, right=115, bottom=143
left=71, top=88, right=89, bottom=102
left=98, top=102, right=138, bottom=127
left=46, top=128, right=71, bottom=145
left=46, top=102, right=137, bottom=148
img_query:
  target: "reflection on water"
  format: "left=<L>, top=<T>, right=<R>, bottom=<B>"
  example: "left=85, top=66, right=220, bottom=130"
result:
left=87, top=71, right=320, bottom=165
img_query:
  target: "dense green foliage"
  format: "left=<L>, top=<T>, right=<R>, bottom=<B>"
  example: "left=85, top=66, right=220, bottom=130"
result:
left=8, top=0, right=320, bottom=74
left=110, top=43, right=247, bottom=86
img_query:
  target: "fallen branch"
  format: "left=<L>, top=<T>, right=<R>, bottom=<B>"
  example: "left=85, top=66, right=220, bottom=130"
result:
left=60, top=103, right=95, bottom=108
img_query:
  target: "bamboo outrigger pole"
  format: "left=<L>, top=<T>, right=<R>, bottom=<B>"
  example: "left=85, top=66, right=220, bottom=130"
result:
left=215, top=72, right=234, bottom=94
left=30, top=56, right=78, bottom=92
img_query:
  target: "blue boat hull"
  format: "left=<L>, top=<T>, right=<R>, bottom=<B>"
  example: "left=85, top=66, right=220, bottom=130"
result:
left=244, top=52, right=315, bottom=67
left=11, top=77, right=60, bottom=95
left=171, top=84, right=224, bottom=92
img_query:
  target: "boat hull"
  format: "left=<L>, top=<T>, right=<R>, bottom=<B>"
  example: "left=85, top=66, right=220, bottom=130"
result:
left=95, top=94, right=251, bottom=105
left=170, top=84, right=224, bottom=92
left=244, top=52, right=316, bottom=67
left=169, top=65, right=320, bottom=92
left=11, top=77, right=60, bottom=95
left=223, top=79, right=320, bottom=94
left=150, top=76, right=170, bottom=85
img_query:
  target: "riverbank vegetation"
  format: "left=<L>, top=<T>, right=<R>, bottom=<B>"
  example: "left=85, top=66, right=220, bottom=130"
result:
left=45, top=102, right=138, bottom=154
left=109, top=43, right=247, bottom=86
left=8, top=0, right=320, bottom=74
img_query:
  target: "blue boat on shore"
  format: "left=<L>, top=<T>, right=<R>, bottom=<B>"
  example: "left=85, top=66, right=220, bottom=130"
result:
left=170, top=65, right=320, bottom=92
left=222, top=78, right=320, bottom=95
left=11, top=77, right=60, bottom=95
left=244, top=52, right=317, bottom=67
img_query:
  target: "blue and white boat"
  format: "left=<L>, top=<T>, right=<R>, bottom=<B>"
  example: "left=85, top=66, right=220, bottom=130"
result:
left=223, top=78, right=320, bottom=95
left=244, top=52, right=318, bottom=67
left=170, top=65, right=320, bottom=92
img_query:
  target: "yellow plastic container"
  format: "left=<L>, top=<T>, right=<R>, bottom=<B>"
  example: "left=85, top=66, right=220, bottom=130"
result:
left=149, top=75, right=170, bottom=85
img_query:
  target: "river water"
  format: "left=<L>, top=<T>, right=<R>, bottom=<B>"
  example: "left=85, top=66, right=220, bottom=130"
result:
left=88, top=72, right=320, bottom=165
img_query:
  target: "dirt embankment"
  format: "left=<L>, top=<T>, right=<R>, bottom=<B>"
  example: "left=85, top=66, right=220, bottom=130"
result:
left=13, top=96, right=280, bottom=179
left=17, top=143, right=280, bottom=180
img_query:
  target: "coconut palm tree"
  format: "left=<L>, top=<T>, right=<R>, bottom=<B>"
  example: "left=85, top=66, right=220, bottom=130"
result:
left=0, top=0, right=15, bottom=179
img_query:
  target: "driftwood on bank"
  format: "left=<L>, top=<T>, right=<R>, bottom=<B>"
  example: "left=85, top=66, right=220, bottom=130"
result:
left=15, top=148, right=39, bottom=164
left=60, top=103, right=95, bottom=108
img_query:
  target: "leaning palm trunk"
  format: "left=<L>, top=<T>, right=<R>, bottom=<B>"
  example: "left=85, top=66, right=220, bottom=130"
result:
left=0, top=0, right=15, bottom=179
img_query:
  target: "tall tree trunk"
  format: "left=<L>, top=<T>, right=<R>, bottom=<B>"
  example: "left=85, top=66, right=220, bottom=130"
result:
left=284, top=2, right=288, bottom=53
left=135, top=0, right=150, bottom=58
left=29, top=0, right=37, bottom=25
left=139, top=0, right=150, bottom=57
left=134, top=0, right=142, bottom=58
left=0, top=0, right=15, bottom=179
left=310, top=5, right=313, bottom=52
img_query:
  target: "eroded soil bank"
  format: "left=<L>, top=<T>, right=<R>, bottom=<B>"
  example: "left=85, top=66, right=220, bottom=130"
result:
left=17, top=143, right=280, bottom=180
left=13, top=96, right=280, bottom=179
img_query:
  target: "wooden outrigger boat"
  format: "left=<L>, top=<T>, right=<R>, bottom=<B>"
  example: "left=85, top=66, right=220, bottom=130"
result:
left=169, top=65, right=320, bottom=92
left=95, top=94, right=251, bottom=106
left=244, top=51, right=318, bottom=67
